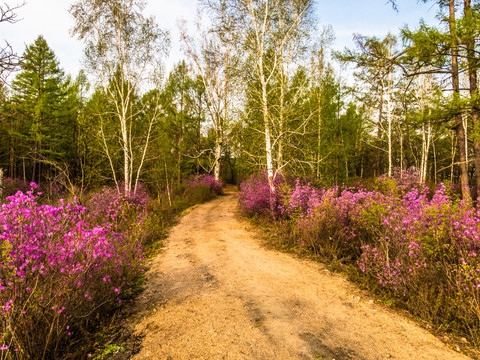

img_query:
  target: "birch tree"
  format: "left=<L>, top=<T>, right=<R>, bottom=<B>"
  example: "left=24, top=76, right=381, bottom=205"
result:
left=70, top=0, right=169, bottom=193
left=203, top=0, right=315, bottom=193
left=401, top=0, right=474, bottom=204
left=416, top=71, right=435, bottom=182
left=337, top=34, right=399, bottom=177
left=179, top=13, right=237, bottom=181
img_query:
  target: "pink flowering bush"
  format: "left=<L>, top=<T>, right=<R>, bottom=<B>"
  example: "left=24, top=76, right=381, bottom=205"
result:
left=0, top=187, right=144, bottom=359
left=1, top=178, right=35, bottom=199
left=278, top=179, right=322, bottom=220
left=375, top=167, right=424, bottom=195
left=86, top=184, right=150, bottom=235
left=239, top=171, right=285, bottom=217
left=239, top=171, right=480, bottom=345
left=185, top=174, right=224, bottom=196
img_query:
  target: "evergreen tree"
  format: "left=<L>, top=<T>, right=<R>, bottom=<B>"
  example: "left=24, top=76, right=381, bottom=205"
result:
left=10, top=35, right=68, bottom=184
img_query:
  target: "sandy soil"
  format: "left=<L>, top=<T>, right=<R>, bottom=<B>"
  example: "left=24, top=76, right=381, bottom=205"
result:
left=129, top=186, right=473, bottom=360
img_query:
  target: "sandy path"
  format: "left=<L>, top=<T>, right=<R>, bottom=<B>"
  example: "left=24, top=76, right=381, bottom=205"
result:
left=130, top=187, right=472, bottom=360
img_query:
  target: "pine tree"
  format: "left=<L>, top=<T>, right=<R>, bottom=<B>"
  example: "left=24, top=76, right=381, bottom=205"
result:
left=10, top=35, right=67, bottom=184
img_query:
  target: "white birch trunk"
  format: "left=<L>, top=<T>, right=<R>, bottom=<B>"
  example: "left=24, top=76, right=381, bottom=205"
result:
left=0, top=168, right=3, bottom=201
left=385, top=75, right=393, bottom=177
left=214, top=130, right=222, bottom=181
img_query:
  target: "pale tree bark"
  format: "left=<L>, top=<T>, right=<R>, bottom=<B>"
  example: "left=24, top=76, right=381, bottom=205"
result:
left=451, top=130, right=456, bottom=182
left=179, top=14, right=235, bottom=182
left=385, top=74, right=394, bottom=177
left=314, top=49, right=325, bottom=179
left=70, top=0, right=169, bottom=194
left=0, top=167, right=3, bottom=201
left=417, top=72, right=433, bottom=183
left=203, top=0, right=314, bottom=194
left=251, top=0, right=276, bottom=193
left=272, top=1, right=314, bottom=174
left=376, top=85, right=384, bottom=177
left=420, top=122, right=432, bottom=183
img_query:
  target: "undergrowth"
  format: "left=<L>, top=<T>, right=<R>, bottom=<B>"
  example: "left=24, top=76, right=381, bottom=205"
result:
left=239, top=169, right=480, bottom=357
left=0, top=175, right=223, bottom=359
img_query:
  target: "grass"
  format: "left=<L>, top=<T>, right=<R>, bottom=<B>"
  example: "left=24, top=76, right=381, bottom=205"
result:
left=242, top=213, right=480, bottom=360
left=89, top=189, right=222, bottom=360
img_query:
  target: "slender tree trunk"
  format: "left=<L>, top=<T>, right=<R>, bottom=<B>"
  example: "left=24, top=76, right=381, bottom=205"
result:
left=464, top=0, right=480, bottom=198
left=386, top=78, right=393, bottom=177
left=214, top=128, right=222, bottom=181
left=262, top=78, right=275, bottom=193
left=277, top=66, right=285, bottom=170
left=317, top=98, right=322, bottom=179
left=376, top=85, right=384, bottom=177
left=450, top=0, right=473, bottom=206
left=451, top=130, right=456, bottom=182
left=164, top=156, right=172, bottom=207
left=399, top=130, right=404, bottom=175
left=32, top=128, right=38, bottom=183
left=121, top=114, right=130, bottom=193
left=9, top=117, right=15, bottom=178
left=420, top=122, right=432, bottom=183
left=316, top=51, right=324, bottom=179
left=177, top=80, right=185, bottom=185
left=277, top=105, right=284, bottom=170
left=0, top=168, right=3, bottom=200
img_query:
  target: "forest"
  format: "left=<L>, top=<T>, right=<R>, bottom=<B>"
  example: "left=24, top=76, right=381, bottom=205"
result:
left=1, top=0, right=480, bottom=202
left=2, top=0, right=480, bottom=358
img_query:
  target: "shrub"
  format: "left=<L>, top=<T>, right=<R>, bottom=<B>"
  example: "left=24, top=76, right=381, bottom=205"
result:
left=0, top=187, right=144, bottom=359
left=86, top=184, right=149, bottom=235
left=1, top=178, right=34, bottom=199
left=185, top=174, right=224, bottom=196
left=238, top=171, right=285, bottom=218
left=239, top=171, right=480, bottom=345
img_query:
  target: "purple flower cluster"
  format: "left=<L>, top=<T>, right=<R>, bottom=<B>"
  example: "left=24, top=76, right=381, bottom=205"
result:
left=238, top=171, right=285, bottom=217
left=376, top=167, right=424, bottom=195
left=86, top=184, right=150, bottom=233
left=185, top=174, right=224, bottom=195
left=0, top=186, right=144, bottom=357
left=1, top=178, right=35, bottom=198
left=240, top=171, right=480, bottom=342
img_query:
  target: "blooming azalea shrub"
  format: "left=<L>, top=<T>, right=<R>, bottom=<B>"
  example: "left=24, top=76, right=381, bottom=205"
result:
left=86, top=184, right=150, bottom=235
left=238, top=171, right=285, bottom=217
left=185, top=174, right=224, bottom=196
left=278, top=179, right=322, bottom=220
left=1, top=178, right=34, bottom=199
left=0, top=187, right=144, bottom=359
left=177, top=174, right=224, bottom=206
left=239, top=171, right=480, bottom=345
left=0, top=175, right=222, bottom=359
left=375, top=167, right=424, bottom=196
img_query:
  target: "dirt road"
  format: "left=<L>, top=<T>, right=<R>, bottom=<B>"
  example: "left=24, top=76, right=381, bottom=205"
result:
left=130, top=187, right=472, bottom=360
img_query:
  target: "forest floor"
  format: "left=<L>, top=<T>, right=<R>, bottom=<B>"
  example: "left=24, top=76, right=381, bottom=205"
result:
left=126, top=185, right=474, bottom=360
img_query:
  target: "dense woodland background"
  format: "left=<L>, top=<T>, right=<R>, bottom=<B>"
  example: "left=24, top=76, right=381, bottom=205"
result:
left=1, top=0, right=480, bottom=201
left=4, top=1, right=480, bottom=357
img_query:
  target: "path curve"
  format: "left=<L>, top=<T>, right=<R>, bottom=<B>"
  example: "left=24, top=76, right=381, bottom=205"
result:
left=130, top=187, right=472, bottom=360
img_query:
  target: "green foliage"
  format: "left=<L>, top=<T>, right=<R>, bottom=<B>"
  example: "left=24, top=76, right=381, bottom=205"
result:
left=5, top=36, right=74, bottom=183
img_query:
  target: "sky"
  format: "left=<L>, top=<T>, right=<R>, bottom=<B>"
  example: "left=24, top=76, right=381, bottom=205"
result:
left=2, top=0, right=441, bottom=80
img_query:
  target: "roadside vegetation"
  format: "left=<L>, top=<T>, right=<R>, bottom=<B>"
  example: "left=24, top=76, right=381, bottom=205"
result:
left=0, top=175, right=222, bottom=359
left=2, top=0, right=480, bottom=357
left=239, top=169, right=480, bottom=350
